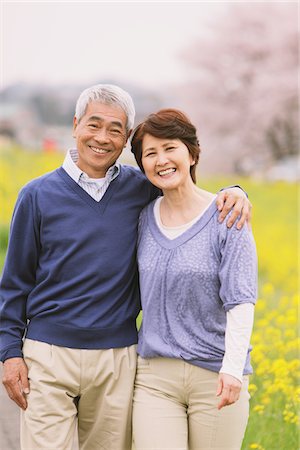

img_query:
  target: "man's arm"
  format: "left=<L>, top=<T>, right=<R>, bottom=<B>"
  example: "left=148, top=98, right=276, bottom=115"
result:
left=0, top=188, right=39, bottom=408
left=216, top=186, right=252, bottom=230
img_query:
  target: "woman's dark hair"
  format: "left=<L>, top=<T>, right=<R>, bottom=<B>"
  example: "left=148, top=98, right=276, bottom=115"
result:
left=131, top=108, right=201, bottom=184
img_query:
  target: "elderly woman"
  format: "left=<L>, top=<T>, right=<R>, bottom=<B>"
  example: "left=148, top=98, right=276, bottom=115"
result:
left=130, top=109, right=257, bottom=450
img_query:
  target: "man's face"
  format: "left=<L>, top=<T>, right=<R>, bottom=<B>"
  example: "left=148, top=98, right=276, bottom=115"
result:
left=73, top=101, right=129, bottom=178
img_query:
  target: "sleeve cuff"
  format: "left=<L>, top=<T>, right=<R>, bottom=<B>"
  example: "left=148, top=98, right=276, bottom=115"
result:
left=219, top=185, right=248, bottom=198
left=219, top=367, right=243, bottom=383
left=0, top=347, right=23, bottom=362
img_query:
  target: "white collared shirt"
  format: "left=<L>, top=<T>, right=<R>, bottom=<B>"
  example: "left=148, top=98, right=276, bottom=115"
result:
left=62, top=149, right=120, bottom=202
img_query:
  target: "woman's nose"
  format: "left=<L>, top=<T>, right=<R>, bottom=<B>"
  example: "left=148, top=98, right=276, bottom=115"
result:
left=156, top=152, right=169, bottom=166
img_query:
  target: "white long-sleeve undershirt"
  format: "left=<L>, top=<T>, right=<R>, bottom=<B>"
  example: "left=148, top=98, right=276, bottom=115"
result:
left=220, top=303, right=255, bottom=382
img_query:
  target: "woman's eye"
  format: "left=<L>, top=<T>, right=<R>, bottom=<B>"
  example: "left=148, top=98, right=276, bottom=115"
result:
left=166, top=147, right=175, bottom=151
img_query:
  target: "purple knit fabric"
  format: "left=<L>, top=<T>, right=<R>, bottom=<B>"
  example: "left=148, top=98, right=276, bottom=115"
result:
left=137, top=199, right=258, bottom=375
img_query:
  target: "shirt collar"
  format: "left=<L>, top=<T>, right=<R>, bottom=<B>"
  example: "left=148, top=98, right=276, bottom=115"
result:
left=62, top=149, right=120, bottom=183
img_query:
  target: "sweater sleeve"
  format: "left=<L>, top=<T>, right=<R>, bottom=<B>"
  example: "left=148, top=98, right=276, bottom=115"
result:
left=218, top=214, right=257, bottom=312
left=0, top=187, right=40, bottom=361
left=218, top=185, right=248, bottom=198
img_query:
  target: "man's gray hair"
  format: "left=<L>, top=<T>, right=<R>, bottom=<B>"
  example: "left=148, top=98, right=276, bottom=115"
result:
left=75, top=84, right=135, bottom=132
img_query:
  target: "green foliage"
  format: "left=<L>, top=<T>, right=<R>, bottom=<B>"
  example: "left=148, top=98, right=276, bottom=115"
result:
left=0, top=148, right=298, bottom=448
left=0, top=224, right=9, bottom=269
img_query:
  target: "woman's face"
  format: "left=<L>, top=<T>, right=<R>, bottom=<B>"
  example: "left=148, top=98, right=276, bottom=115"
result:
left=141, top=133, right=195, bottom=191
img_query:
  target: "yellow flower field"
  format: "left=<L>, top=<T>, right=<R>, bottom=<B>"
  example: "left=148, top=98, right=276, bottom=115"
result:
left=203, top=179, right=299, bottom=450
left=0, top=147, right=299, bottom=449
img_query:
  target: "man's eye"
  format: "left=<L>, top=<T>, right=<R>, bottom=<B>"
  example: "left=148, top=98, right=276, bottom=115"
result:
left=110, top=129, right=122, bottom=135
left=88, top=124, right=98, bottom=129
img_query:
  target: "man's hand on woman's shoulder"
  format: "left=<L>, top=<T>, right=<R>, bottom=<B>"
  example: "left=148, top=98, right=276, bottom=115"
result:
left=216, top=187, right=252, bottom=230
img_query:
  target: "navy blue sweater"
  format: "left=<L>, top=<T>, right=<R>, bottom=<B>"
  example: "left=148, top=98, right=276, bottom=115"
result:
left=0, top=165, right=159, bottom=361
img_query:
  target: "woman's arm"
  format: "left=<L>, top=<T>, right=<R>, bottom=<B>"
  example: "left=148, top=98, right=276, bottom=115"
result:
left=216, top=303, right=255, bottom=410
left=221, top=303, right=255, bottom=382
left=216, top=210, right=257, bottom=409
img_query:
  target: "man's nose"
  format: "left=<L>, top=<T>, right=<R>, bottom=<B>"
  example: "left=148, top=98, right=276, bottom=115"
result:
left=94, top=128, right=110, bottom=143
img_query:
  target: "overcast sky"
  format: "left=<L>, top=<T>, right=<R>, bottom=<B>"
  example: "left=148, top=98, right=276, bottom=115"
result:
left=1, top=1, right=229, bottom=90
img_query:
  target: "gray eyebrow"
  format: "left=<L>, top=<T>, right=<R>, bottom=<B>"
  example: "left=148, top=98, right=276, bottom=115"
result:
left=88, top=116, right=124, bottom=128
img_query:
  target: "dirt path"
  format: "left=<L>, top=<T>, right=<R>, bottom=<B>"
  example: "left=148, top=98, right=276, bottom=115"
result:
left=0, top=366, right=20, bottom=450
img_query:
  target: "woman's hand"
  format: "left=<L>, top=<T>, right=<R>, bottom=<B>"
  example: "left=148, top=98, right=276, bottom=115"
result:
left=216, top=373, right=242, bottom=410
left=216, top=187, right=252, bottom=229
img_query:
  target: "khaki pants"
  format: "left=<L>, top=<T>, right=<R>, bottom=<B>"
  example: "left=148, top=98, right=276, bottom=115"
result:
left=21, top=339, right=137, bottom=450
left=133, top=357, right=250, bottom=450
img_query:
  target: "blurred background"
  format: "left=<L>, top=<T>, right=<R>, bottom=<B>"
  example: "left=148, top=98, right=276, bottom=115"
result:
left=0, top=1, right=299, bottom=450
left=1, top=1, right=298, bottom=179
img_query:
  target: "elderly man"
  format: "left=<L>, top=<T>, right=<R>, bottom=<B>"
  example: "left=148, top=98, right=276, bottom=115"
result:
left=0, top=84, right=251, bottom=450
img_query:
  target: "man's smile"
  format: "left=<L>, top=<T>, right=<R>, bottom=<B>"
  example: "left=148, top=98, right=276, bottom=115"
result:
left=90, top=146, right=110, bottom=154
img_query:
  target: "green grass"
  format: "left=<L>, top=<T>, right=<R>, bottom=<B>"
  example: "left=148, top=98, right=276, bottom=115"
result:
left=0, top=224, right=9, bottom=269
left=0, top=175, right=298, bottom=449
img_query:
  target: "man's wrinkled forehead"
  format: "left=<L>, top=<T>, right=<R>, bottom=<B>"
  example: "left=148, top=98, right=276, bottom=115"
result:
left=83, top=101, right=128, bottom=129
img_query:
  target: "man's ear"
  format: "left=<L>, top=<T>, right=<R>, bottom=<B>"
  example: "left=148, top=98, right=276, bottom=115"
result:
left=127, top=129, right=133, bottom=140
left=72, top=116, right=78, bottom=137
left=124, top=129, right=133, bottom=145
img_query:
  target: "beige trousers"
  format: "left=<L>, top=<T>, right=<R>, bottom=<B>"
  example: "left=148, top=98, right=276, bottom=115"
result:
left=21, top=339, right=137, bottom=450
left=133, top=357, right=250, bottom=450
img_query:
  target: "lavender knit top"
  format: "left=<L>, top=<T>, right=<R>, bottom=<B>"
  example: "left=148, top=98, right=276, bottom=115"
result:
left=137, top=198, right=258, bottom=375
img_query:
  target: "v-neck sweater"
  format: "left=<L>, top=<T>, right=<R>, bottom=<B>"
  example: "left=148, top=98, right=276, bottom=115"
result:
left=0, top=165, right=159, bottom=361
left=137, top=199, right=258, bottom=375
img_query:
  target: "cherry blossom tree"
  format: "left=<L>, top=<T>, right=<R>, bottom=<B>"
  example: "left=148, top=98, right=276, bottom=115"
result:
left=178, top=2, right=298, bottom=175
